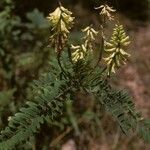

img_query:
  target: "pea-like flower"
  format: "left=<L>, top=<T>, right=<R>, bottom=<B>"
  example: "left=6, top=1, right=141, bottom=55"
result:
left=104, top=25, right=131, bottom=75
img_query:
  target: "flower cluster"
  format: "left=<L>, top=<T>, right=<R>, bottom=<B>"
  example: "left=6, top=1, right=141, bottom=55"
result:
left=71, top=26, right=98, bottom=62
left=104, top=25, right=131, bottom=75
left=47, top=6, right=74, bottom=53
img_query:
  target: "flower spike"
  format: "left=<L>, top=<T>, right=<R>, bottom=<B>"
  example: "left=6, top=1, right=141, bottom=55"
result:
left=104, top=25, right=131, bottom=75
left=47, top=5, right=74, bottom=54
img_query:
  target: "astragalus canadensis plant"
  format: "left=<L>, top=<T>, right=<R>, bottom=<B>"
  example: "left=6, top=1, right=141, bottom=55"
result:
left=0, top=3, right=149, bottom=150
